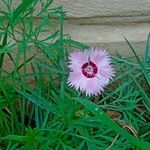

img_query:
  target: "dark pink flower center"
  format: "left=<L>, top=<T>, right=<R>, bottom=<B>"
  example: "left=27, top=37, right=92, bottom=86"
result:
left=82, top=61, right=98, bottom=78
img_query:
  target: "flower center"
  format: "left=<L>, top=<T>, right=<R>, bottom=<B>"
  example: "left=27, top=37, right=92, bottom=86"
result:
left=82, top=61, right=98, bottom=78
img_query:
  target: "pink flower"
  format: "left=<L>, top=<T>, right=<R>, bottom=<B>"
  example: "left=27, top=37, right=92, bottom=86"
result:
left=67, top=48, right=115, bottom=96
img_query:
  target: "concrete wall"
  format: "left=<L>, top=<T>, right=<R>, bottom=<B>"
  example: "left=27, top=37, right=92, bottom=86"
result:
left=53, top=0, right=150, bottom=18
left=53, top=0, right=150, bottom=56
left=1, top=0, right=150, bottom=56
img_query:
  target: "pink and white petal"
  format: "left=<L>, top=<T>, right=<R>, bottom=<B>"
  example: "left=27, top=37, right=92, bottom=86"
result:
left=96, top=66, right=115, bottom=85
left=90, top=48, right=111, bottom=66
left=96, top=74, right=110, bottom=86
left=100, top=66, right=115, bottom=78
left=68, top=63, right=81, bottom=72
left=68, top=71, right=85, bottom=90
left=68, top=50, right=89, bottom=69
left=80, top=77, right=104, bottom=96
left=97, top=57, right=111, bottom=68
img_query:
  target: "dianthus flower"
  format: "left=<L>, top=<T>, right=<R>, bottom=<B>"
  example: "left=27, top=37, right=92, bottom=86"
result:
left=67, top=48, right=115, bottom=96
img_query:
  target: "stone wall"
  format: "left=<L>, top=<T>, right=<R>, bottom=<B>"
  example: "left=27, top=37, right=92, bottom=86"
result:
left=1, top=0, right=150, bottom=56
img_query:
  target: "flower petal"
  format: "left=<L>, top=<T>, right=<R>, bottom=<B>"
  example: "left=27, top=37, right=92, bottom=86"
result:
left=80, top=77, right=104, bottom=96
left=68, top=50, right=89, bottom=70
left=90, top=48, right=111, bottom=67
left=97, top=65, right=115, bottom=85
left=67, top=71, right=85, bottom=90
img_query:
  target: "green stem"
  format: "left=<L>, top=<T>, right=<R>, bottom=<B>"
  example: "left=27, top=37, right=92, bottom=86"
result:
left=59, top=7, right=66, bottom=100
left=0, top=33, right=7, bottom=75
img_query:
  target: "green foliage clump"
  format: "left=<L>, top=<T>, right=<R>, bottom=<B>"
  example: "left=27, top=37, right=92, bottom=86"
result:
left=0, top=0, right=150, bottom=149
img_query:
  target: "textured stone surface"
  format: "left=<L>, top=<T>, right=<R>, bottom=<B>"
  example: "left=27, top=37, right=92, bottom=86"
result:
left=1, top=0, right=150, bottom=18
left=63, top=22, right=149, bottom=56
left=64, top=23, right=149, bottom=43
left=53, top=0, right=150, bottom=18
left=0, top=0, right=149, bottom=56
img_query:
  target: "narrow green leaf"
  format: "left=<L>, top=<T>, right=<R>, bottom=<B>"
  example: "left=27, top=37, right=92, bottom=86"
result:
left=12, top=0, right=38, bottom=26
left=144, top=32, right=150, bottom=65
left=76, top=98, right=150, bottom=150
left=130, top=73, right=150, bottom=112
left=0, top=33, right=7, bottom=73
left=124, top=36, right=142, bottom=66
left=3, top=135, right=27, bottom=142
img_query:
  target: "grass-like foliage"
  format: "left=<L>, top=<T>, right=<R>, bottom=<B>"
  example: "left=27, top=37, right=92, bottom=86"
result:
left=0, top=0, right=150, bottom=149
